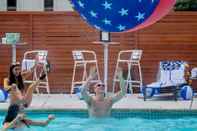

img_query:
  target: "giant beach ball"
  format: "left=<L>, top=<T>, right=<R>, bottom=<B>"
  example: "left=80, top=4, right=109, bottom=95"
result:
left=71, top=0, right=176, bottom=32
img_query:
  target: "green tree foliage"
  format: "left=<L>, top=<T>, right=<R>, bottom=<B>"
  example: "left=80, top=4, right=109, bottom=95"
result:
left=175, top=0, right=197, bottom=11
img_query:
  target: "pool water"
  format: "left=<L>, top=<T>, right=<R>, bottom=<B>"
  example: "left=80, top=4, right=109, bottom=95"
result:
left=1, top=110, right=197, bottom=131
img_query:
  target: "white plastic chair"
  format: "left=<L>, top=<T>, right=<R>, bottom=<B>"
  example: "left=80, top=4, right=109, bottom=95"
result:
left=22, top=50, right=50, bottom=94
left=71, top=50, right=100, bottom=94
left=112, top=49, right=143, bottom=93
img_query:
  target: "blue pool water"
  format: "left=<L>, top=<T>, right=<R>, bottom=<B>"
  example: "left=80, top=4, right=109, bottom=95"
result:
left=1, top=110, right=197, bottom=131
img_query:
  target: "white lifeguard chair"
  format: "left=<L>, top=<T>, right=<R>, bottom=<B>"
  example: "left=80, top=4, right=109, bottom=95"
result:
left=22, top=50, right=50, bottom=94
left=112, top=49, right=143, bottom=93
left=71, top=50, right=100, bottom=94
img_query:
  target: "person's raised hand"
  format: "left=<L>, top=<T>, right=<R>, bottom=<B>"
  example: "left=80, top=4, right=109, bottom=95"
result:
left=88, top=66, right=97, bottom=80
left=117, top=67, right=123, bottom=80
left=117, top=67, right=126, bottom=90
left=46, top=114, right=55, bottom=124
left=48, top=114, right=55, bottom=121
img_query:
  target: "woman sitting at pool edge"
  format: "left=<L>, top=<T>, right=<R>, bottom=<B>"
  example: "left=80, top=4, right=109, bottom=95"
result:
left=4, top=62, right=46, bottom=107
left=1, top=104, right=55, bottom=131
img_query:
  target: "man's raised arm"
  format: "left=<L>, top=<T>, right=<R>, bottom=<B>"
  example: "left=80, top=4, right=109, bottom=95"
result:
left=111, top=68, right=127, bottom=104
left=81, top=77, right=92, bottom=105
left=81, top=66, right=97, bottom=105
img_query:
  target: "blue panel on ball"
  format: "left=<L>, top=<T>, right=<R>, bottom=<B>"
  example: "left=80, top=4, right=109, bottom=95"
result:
left=71, top=0, right=160, bottom=32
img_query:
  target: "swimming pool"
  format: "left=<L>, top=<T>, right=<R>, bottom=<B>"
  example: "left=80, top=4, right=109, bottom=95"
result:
left=1, top=110, right=197, bottom=131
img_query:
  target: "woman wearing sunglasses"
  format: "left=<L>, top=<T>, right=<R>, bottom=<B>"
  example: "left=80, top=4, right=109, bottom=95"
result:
left=81, top=67, right=127, bottom=118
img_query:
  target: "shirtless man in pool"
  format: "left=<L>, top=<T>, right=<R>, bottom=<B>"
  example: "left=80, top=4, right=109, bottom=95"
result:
left=81, top=67, right=126, bottom=118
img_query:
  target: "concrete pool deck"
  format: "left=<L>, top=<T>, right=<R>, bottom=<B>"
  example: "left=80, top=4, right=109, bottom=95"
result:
left=0, top=94, right=197, bottom=111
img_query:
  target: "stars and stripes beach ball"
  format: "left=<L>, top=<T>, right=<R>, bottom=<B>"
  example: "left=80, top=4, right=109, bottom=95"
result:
left=71, top=0, right=176, bottom=32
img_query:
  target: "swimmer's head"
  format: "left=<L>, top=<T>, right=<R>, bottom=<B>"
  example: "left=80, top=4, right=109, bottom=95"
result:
left=94, top=82, right=105, bottom=96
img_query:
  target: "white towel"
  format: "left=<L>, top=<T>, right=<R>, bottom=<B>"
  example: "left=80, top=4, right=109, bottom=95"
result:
left=147, top=82, right=162, bottom=88
left=171, top=69, right=186, bottom=84
left=159, top=70, right=170, bottom=83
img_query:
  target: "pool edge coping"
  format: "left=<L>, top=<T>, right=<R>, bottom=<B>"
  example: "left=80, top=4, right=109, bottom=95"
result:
left=1, top=108, right=197, bottom=112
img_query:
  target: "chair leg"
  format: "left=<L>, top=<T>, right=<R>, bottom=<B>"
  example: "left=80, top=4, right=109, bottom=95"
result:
left=138, top=62, right=143, bottom=88
left=43, top=65, right=50, bottom=94
left=33, top=68, right=40, bottom=94
left=143, top=86, right=146, bottom=101
left=45, top=75, right=50, bottom=94
left=82, top=63, right=87, bottom=82
left=112, top=61, right=119, bottom=93
left=174, top=86, right=178, bottom=101
left=71, top=63, right=77, bottom=94
left=127, top=63, right=133, bottom=93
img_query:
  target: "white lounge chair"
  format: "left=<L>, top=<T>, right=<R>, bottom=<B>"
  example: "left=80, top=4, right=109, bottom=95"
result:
left=143, top=60, right=188, bottom=101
